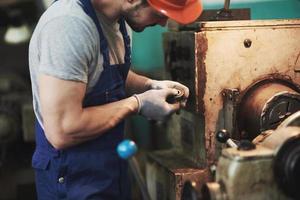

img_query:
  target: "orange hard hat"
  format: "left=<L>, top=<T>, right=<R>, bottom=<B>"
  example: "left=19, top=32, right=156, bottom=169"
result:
left=147, top=0, right=203, bottom=24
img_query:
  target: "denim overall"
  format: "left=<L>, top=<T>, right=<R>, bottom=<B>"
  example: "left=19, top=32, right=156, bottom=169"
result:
left=32, top=0, right=131, bottom=199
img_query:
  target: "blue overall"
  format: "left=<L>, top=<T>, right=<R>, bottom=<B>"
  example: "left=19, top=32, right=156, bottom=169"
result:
left=32, top=0, right=131, bottom=199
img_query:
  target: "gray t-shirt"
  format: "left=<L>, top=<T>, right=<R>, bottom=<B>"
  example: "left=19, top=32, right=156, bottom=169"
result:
left=29, top=0, right=131, bottom=126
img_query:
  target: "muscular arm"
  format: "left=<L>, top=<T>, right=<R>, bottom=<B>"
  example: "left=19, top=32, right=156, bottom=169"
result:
left=125, top=70, right=151, bottom=95
left=39, top=74, right=138, bottom=150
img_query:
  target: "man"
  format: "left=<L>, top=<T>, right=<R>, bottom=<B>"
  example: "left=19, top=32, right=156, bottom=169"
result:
left=29, top=0, right=202, bottom=199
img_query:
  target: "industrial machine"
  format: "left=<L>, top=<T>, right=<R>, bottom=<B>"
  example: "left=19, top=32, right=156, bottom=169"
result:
left=145, top=5, right=300, bottom=200
left=192, top=112, right=300, bottom=200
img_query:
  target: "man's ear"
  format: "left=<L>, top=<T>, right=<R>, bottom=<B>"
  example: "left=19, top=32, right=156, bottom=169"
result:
left=123, top=0, right=143, bottom=12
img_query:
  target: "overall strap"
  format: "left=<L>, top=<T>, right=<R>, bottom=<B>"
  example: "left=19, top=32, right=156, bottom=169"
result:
left=79, top=0, right=132, bottom=67
left=78, top=0, right=110, bottom=66
left=118, top=18, right=131, bottom=65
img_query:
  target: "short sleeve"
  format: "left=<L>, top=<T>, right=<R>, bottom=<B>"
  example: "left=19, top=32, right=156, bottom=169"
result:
left=38, top=15, right=97, bottom=83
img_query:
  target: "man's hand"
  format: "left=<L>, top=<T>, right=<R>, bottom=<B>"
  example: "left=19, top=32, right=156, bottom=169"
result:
left=134, top=88, right=181, bottom=121
left=145, top=79, right=189, bottom=107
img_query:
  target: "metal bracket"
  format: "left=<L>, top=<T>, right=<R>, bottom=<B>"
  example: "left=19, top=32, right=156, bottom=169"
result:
left=222, top=88, right=240, bottom=139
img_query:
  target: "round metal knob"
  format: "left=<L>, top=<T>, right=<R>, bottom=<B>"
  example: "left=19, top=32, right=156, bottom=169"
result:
left=216, top=129, right=238, bottom=148
left=216, top=129, right=230, bottom=143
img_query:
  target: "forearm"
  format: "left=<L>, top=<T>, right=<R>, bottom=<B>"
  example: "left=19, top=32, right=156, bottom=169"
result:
left=43, top=96, right=138, bottom=149
left=125, top=70, right=151, bottom=95
left=76, top=96, right=138, bottom=137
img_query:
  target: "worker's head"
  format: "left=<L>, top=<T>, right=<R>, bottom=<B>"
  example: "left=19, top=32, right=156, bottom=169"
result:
left=122, top=0, right=202, bottom=32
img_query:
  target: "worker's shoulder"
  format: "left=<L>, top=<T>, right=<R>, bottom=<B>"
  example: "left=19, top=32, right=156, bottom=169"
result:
left=37, top=0, right=98, bottom=37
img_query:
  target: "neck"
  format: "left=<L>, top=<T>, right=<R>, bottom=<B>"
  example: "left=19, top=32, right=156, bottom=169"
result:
left=91, top=0, right=122, bottom=22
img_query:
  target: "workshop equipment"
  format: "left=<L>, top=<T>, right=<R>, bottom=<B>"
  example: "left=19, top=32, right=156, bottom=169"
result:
left=182, top=111, right=300, bottom=200
left=146, top=10, right=300, bottom=200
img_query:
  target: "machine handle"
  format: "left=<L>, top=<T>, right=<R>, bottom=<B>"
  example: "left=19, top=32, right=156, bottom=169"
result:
left=117, top=140, right=151, bottom=200
left=216, top=129, right=238, bottom=148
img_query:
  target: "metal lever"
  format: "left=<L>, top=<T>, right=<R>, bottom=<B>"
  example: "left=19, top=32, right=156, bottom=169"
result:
left=117, top=140, right=151, bottom=200
left=216, top=129, right=238, bottom=148
left=224, top=0, right=231, bottom=11
left=213, top=0, right=233, bottom=20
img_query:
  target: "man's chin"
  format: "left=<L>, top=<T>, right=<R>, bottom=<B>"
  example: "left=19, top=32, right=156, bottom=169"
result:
left=131, top=24, right=156, bottom=32
left=131, top=26, right=145, bottom=32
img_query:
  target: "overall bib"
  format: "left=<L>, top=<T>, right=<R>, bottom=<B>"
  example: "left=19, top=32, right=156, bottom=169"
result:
left=32, top=0, right=131, bottom=199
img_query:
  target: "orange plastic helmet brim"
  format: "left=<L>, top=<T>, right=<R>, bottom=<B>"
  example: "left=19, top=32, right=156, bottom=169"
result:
left=148, top=0, right=203, bottom=24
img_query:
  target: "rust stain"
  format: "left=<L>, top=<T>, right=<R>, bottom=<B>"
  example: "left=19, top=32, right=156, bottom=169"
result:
left=195, top=32, right=212, bottom=164
left=195, top=32, right=208, bottom=114
left=195, top=32, right=219, bottom=164
left=206, top=131, right=216, bottom=164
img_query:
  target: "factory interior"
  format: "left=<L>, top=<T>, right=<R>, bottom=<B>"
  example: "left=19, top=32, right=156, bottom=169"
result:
left=0, top=0, right=300, bottom=199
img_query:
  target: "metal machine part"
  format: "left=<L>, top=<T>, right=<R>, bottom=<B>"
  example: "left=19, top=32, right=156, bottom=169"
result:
left=166, top=88, right=185, bottom=104
left=215, top=129, right=238, bottom=148
left=238, top=80, right=300, bottom=140
left=256, top=111, right=300, bottom=199
left=147, top=18, right=300, bottom=200
left=163, top=18, right=300, bottom=166
left=181, top=181, right=202, bottom=200
left=146, top=150, right=211, bottom=200
left=192, top=112, right=300, bottom=200
left=273, top=135, right=300, bottom=199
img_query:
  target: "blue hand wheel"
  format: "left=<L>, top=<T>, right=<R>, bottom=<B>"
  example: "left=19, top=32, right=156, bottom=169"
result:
left=117, top=139, right=138, bottom=159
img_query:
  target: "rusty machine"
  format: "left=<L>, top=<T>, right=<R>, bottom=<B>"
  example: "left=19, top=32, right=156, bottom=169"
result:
left=144, top=2, right=300, bottom=200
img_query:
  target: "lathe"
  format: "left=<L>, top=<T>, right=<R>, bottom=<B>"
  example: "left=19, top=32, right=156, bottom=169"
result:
left=145, top=4, right=300, bottom=200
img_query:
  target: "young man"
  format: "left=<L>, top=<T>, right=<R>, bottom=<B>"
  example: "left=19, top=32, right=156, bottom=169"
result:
left=29, top=0, right=202, bottom=199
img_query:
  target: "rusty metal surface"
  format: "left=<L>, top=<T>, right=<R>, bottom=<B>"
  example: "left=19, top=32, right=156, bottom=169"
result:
left=168, top=19, right=300, bottom=32
left=158, top=20, right=300, bottom=199
left=194, top=19, right=300, bottom=164
left=238, top=82, right=300, bottom=140
left=195, top=34, right=208, bottom=115
left=163, top=18, right=300, bottom=164
left=146, top=151, right=211, bottom=200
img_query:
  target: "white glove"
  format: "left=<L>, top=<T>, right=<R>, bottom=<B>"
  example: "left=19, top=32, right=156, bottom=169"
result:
left=134, top=88, right=181, bottom=121
left=145, top=79, right=189, bottom=107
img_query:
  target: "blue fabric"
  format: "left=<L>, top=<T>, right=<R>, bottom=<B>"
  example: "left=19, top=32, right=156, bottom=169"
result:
left=32, top=0, right=131, bottom=199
